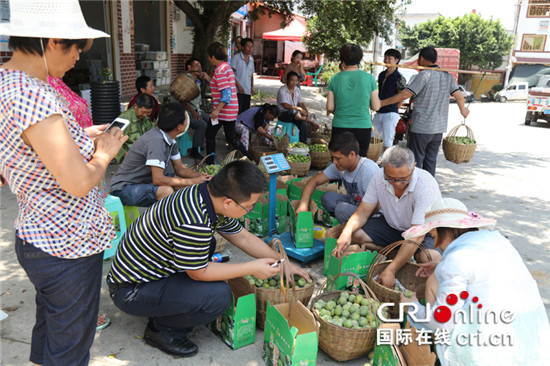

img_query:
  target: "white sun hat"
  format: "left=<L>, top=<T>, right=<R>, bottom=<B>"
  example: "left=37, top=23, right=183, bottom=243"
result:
left=402, top=198, right=497, bottom=240
left=0, top=0, right=110, bottom=39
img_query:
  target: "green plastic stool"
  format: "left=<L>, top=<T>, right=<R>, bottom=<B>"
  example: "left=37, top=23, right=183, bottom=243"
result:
left=124, top=206, right=141, bottom=227
left=104, top=195, right=126, bottom=259
left=177, top=130, right=199, bottom=157
left=274, top=120, right=299, bottom=144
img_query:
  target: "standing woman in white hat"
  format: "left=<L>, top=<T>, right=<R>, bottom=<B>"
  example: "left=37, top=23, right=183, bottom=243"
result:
left=0, top=1, right=127, bottom=365
left=401, top=198, right=550, bottom=366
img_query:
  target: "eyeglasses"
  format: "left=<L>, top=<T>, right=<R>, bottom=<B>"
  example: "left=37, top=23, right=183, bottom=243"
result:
left=227, top=196, right=252, bottom=214
left=384, top=170, right=413, bottom=184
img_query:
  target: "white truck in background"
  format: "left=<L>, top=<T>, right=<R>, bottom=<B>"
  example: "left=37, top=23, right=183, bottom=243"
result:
left=496, top=81, right=529, bottom=103
left=525, top=76, right=550, bottom=126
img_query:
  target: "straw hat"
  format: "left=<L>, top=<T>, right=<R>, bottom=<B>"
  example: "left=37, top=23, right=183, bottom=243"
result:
left=402, top=198, right=496, bottom=240
left=0, top=0, right=109, bottom=39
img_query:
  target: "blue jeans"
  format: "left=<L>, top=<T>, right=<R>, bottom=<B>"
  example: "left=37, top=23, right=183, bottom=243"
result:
left=321, top=191, right=358, bottom=225
left=15, top=234, right=103, bottom=366
left=111, top=184, right=159, bottom=207
left=109, top=272, right=231, bottom=338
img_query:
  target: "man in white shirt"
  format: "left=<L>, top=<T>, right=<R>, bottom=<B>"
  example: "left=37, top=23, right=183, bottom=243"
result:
left=334, top=146, right=442, bottom=288
left=296, top=132, right=379, bottom=225
left=230, top=37, right=255, bottom=114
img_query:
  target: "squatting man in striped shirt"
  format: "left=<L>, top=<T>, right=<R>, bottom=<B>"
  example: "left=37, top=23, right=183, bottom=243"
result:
left=334, top=146, right=442, bottom=289
left=106, top=160, right=310, bottom=358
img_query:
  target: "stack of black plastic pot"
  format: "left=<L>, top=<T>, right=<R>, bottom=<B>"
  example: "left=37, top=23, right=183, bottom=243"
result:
left=91, top=80, right=121, bottom=125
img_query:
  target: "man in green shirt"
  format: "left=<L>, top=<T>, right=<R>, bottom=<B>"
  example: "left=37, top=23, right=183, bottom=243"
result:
left=115, top=93, right=155, bottom=164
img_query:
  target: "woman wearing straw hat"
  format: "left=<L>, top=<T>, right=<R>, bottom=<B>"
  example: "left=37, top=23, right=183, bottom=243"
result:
left=0, top=1, right=126, bottom=365
left=400, top=198, right=550, bottom=365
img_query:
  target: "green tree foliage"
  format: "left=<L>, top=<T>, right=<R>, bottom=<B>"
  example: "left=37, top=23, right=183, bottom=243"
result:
left=399, top=13, right=513, bottom=71
left=173, top=1, right=294, bottom=70
left=300, top=0, right=407, bottom=61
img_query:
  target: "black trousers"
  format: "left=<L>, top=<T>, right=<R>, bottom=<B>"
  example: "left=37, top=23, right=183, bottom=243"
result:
left=206, top=119, right=250, bottom=159
left=237, top=93, right=251, bottom=115
left=278, top=110, right=308, bottom=143
left=331, top=127, right=372, bottom=157
left=407, top=132, right=443, bottom=176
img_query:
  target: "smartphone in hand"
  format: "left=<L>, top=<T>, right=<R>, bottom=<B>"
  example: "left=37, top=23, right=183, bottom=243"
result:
left=105, top=117, right=130, bottom=133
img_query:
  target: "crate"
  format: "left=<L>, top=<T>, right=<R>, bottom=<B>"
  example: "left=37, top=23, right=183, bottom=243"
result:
left=145, top=51, right=167, bottom=61
left=134, top=43, right=150, bottom=52
left=143, top=69, right=163, bottom=78
left=138, top=61, right=161, bottom=70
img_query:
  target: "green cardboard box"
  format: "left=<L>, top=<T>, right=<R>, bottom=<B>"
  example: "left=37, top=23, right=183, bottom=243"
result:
left=325, top=243, right=377, bottom=291
left=313, top=183, right=343, bottom=226
left=373, top=324, right=406, bottom=366
left=243, top=195, right=269, bottom=237
left=263, top=300, right=319, bottom=366
left=207, top=277, right=256, bottom=350
left=288, top=200, right=318, bottom=248
left=286, top=177, right=305, bottom=201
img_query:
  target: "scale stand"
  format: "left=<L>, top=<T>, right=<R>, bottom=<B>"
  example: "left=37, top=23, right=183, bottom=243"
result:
left=260, top=154, right=325, bottom=264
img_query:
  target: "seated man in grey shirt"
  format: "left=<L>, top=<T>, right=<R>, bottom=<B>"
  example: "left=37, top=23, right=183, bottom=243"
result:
left=110, top=103, right=211, bottom=206
left=296, top=132, right=379, bottom=225
left=334, top=146, right=442, bottom=289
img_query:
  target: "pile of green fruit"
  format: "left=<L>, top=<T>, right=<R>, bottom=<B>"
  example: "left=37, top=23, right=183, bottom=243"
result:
left=309, top=144, right=328, bottom=152
left=288, top=142, right=308, bottom=149
left=312, top=292, right=387, bottom=329
left=245, top=274, right=312, bottom=290
left=446, top=136, right=476, bottom=144
left=287, top=154, right=311, bottom=163
left=199, top=164, right=222, bottom=176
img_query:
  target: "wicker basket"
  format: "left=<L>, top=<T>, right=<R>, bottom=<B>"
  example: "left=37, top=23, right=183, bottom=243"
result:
left=288, top=154, right=311, bottom=176
left=442, top=123, right=477, bottom=164
left=310, top=272, right=378, bottom=362
left=309, top=140, right=331, bottom=170
left=274, top=133, right=290, bottom=154
left=169, top=73, right=200, bottom=103
left=367, top=136, right=383, bottom=162
left=255, top=239, right=315, bottom=329
left=213, top=233, right=227, bottom=253
left=251, top=146, right=278, bottom=164
left=366, top=240, right=428, bottom=319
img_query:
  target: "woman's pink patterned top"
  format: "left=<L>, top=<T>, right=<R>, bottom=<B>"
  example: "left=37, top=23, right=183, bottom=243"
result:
left=48, top=76, right=93, bottom=129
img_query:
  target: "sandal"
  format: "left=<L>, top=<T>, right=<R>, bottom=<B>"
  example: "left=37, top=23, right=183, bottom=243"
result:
left=96, top=314, right=111, bottom=331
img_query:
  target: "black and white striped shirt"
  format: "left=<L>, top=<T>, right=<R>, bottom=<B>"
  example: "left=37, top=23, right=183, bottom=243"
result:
left=107, top=183, right=242, bottom=284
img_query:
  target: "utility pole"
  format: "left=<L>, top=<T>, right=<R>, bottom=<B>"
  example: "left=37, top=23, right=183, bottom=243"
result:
left=505, top=0, right=522, bottom=85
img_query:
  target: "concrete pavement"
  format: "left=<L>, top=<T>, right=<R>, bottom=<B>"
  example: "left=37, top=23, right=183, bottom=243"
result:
left=1, top=76, right=549, bottom=365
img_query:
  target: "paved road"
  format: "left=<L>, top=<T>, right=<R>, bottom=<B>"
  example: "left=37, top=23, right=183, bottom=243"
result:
left=1, top=77, right=549, bottom=365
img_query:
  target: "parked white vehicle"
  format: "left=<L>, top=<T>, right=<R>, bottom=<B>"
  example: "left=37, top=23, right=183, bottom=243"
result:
left=496, top=81, right=529, bottom=103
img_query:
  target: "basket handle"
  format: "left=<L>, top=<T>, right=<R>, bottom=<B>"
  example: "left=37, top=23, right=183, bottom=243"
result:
left=269, top=238, right=293, bottom=302
left=366, top=240, right=432, bottom=281
left=446, top=123, right=475, bottom=140
left=196, top=152, right=218, bottom=171
left=316, top=271, right=377, bottom=301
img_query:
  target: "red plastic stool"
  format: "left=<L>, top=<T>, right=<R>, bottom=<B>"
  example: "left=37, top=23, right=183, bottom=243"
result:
left=279, top=69, right=284, bottom=78
left=304, top=74, right=313, bottom=86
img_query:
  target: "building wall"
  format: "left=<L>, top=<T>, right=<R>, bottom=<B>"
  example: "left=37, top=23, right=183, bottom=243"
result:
left=514, top=1, right=550, bottom=63
left=171, top=2, right=193, bottom=77
left=116, top=0, right=137, bottom=98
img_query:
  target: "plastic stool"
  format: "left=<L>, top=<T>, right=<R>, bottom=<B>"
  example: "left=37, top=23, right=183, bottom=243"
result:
left=304, top=75, right=314, bottom=87
left=274, top=120, right=299, bottom=144
left=279, top=69, right=284, bottom=78
left=124, top=206, right=141, bottom=227
left=177, top=130, right=199, bottom=157
left=104, top=195, right=127, bottom=260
